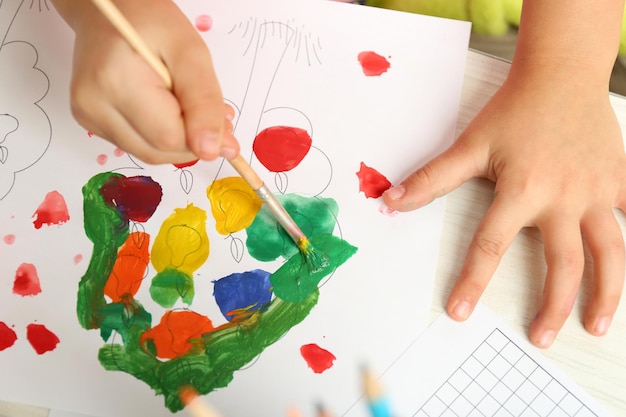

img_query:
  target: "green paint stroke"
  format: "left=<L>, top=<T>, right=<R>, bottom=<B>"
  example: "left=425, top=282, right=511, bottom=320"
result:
left=78, top=172, right=130, bottom=329
left=80, top=175, right=358, bottom=413
left=246, top=194, right=339, bottom=262
left=150, top=268, right=195, bottom=308
left=271, top=233, right=357, bottom=303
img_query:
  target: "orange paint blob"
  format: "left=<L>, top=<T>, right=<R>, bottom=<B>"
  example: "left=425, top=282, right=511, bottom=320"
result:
left=140, top=310, right=215, bottom=359
left=104, top=232, right=150, bottom=302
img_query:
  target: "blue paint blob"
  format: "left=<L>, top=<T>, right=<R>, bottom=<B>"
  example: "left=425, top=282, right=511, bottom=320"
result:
left=213, top=269, right=273, bottom=321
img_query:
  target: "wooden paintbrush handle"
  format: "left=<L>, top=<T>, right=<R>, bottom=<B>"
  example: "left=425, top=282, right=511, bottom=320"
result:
left=227, top=154, right=264, bottom=190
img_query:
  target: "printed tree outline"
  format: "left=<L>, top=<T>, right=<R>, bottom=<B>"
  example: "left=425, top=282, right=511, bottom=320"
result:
left=0, top=0, right=52, bottom=201
left=209, top=17, right=335, bottom=263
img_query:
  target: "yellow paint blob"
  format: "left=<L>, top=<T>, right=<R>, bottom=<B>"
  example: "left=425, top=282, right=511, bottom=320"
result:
left=207, top=177, right=262, bottom=235
left=151, top=204, right=209, bottom=274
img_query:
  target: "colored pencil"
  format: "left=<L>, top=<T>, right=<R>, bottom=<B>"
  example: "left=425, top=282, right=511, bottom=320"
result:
left=89, top=0, right=318, bottom=259
left=363, top=368, right=393, bottom=417
left=178, top=385, right=223, bottom=417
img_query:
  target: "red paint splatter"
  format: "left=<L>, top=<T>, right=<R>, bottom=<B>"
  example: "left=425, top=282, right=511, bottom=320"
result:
left=300, top=343, right=336, bottom=374
left=357, top=51, right=390, bottom=76
left=379, top=205, right=398, bottom=217
left=3, top=234, right=15, bottom=244
left=253, top=126, right=312, bottom=172
left=97, top=154, right=108, bottom=165
left=99, top=175, right=163, bottom=222
left=26, top=323, right=60, bottom=354
left=74, top=254, right=83, bottom=265
left=13, top=263, right=42, bottom=297
left=113, top=147, right=125, bottom=157
left=0, top=322, right=18, bottom=351
left=87, top=131, right=94, bottom=137
left=32, top=190, right=70, bottom=229
left=173, top=159, right=199, bottom=169
left=195, top=14, right=213, bottom=32
left=356, top=162, right=392, bottom=198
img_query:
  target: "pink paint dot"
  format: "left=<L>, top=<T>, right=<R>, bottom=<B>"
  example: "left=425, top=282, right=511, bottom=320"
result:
left=87, top=131, right=94, bottom=137
left=195, top=14, right=213, bottom=32
left=3, top=234, right=15, bottom=244
left=97, top=154, right=108, bottom=165
left=113, top=147, right=125, bottom=157
left=74, top=254, right=83, bottom=265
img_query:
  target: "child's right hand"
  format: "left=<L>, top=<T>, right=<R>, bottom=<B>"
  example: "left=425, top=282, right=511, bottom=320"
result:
left=51, top=0, right=239, bottom=165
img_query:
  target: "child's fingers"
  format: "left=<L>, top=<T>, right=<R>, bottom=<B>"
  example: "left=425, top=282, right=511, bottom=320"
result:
left=382, top=137, right=485, bottom=212
left=446, top=194, right=526, bottom=322
left=79, top=100, right=197, bottom=165
left=168, top=39, right=233, bottom=161
left=530, top=216, right=585, bottom=348
left=581, top=208, right=625, bottom=336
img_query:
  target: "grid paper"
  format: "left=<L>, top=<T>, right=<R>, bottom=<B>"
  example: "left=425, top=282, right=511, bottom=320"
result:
left=413, top=329, right=597, bottom=417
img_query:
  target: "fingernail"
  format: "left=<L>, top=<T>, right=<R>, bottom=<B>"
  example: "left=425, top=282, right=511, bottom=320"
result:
left=219, top=146, right=238, bottom=160
left=384, top=185, right=405, bottom=200
left=451, top=300, right=471, bottom=321
left=535, top=330, right=555, bottom=348
left=594, top=316, right=611, bottom=335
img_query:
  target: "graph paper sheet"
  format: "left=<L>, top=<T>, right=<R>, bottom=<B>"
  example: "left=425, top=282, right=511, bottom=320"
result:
left=345, top=304, right=613, bottom=417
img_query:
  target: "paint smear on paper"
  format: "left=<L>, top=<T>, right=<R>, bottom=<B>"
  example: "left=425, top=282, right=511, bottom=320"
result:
left=0, top=322, right=18, bottom=351
left=104, top=231, right=150, bottom=303
left=32, top=190, right=70, bottom=229
left=3, top=234, right=15, bottom=244
left=13, top=263, right=42, bottom=296
left=26, top=323, right=60, bottom=354
left=150, top=204, right=209, bottom=307
left=356, top=162, right=392, bottom=198
left=358, top=51, right=391, bottom=76
left=300, top=343, right=336, bottom=373
left=97, top=154, right=108, bottom=165
left=99, top=175, right=162, bottom=222
left=195, top=14, right=213, bottom=32
left=74, top=254, right=83, bottom=265
left=207, top=176, right=262, bottom=235
left=253, top=126, right=312, bottom=172
left=213, top=269, right=273, bottom=321
left=140, top=310, right=215, bottom=359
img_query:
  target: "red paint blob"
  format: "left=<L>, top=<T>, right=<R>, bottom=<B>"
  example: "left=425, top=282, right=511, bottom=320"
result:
left=113, top=148, right=125, bottom=157
left=87, top=131, right=94, bottom=137
left=3, top=234, right=15, bottom=244
left=74, top=254, right=83, bottom=265
left=195, top=14, right=213, bottom=32
left=357, top=51, right=391, bottom=76
left=356, top=162, right=392, bottom=198
left=13, top=263, right=42, bottom=296
left=300, top=343, right=336, bottom=374
left=99, top=175, right=163, bottom=222
left=253, top=126, right=312, bottom=172
left=173, top=159, right=199, bottom=169
left=26, top=323, right=60, bottom=354
left=97, top=154, right=108, bottom=165
left=32, top=190, right=70, bottom=229
left=0, top=322, right=18, bottom=351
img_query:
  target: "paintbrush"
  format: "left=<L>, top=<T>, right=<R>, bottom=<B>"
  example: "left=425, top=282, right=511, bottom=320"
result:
left=362, top=366, right=392, bottom=417
left=179, top=385, right=223, bottom=417
left=89, top=0, right=317, bottom=258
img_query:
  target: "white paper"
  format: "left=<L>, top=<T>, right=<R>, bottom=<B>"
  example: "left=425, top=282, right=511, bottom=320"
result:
left=0, top=1, right=470, bottom=416
left=345, top=303, right=613, bottom=417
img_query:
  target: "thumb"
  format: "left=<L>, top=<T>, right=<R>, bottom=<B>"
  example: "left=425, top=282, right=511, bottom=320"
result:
left=382, top=138, right=484, bottom=212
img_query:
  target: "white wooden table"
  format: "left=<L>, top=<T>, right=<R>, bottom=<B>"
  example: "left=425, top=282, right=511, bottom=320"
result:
left=2, top=49, right=625, bottom=417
